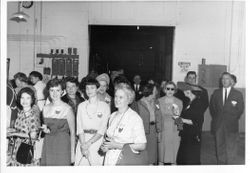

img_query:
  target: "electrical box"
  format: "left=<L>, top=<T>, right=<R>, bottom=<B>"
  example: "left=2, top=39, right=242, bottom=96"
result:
left=198, top=64, right=227, bottom=88
left=65, top=58, right=73, bottom=77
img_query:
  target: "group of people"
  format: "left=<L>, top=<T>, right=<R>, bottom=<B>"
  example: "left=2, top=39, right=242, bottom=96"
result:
left=6, top=69, right=244, bottom=166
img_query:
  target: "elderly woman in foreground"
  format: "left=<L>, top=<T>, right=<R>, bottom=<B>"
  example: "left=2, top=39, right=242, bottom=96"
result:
left=101, top=83, right=147, bottom=165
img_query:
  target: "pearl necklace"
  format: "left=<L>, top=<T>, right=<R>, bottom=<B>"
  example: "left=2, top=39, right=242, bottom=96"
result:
left=85, top=100, right=99, bottom=119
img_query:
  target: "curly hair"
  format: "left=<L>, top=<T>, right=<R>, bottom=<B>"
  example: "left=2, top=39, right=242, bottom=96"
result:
left=80, top=77, right=100, bottom=90
left=115, top=83, right=135, bottom=104
left=46, top=78, right=64, bottom=91
left=142, top=83, right=155, bottom=97
left=14, top=72, right=28, bottom=83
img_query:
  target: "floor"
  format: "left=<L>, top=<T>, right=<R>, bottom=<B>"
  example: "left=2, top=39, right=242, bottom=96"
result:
left=200, top=132, right=245, bottom=165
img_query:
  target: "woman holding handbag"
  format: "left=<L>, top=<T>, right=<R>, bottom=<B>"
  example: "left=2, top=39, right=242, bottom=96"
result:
left=7, top=87, right=41, bottom=166
left=74, top=78, right=110, bottom=166
left=100, top=83, right=147, bottom=165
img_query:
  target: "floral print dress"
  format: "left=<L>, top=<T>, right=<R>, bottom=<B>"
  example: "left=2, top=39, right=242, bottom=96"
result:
left=7, top=107, right=40, bottom=166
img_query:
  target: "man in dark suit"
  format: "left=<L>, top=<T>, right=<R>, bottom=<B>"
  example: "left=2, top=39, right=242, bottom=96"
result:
left=210, top=72, right=244, bottom=164
left=132, top=74, right=143, bottom=101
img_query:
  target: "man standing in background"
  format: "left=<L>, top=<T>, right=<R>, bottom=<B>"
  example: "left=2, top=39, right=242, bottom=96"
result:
left=210, top=72, right=244, bottom=164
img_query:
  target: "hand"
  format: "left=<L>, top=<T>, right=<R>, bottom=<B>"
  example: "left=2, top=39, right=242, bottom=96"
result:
left=103, top=138, right=123, bottom=150
left=80, top=142, right=91, bottom=151
left=80, top=146, right=89, bottom=158
left=172, top=115, right=179, bottom=120
left=100, top=145, right=109, bottom=153
left=7, top=132, right=27, bottom=138
left=40, top=124, right=50, bottom=134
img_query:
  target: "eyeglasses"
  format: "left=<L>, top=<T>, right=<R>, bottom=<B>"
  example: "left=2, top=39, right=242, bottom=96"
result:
left=166, top=88, right=175, bottom=91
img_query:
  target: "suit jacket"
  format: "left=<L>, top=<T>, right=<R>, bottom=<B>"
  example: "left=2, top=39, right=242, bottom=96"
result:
left=137, top=99, right=162, bottom=134
left=209, top=87, right=244, bottom=133
left=132, top=83, right=143, bottom=101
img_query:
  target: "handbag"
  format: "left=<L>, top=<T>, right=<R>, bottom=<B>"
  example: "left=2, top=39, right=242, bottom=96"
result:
left=116, top=144, right=148, bottom=165
left=16, top=133, right=34, bottom=164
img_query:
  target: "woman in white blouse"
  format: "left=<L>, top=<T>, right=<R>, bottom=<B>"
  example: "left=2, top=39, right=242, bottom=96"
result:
left=75, top=78, right=110, bottom=166
left=101, top=83, right=147, bottom=165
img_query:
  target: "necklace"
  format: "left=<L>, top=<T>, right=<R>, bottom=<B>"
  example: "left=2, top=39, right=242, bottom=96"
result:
left=85, top=100, right=99, bottom=119
left=110, top=108, right=129, bottom=138
left=23, top=108, right=32, bottom=118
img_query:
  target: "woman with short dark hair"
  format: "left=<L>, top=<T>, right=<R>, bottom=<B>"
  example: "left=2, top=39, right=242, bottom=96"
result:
left=7, top=87, right=41, bottom=166
left=41, top=78, right=75, bottom=166
left=176, top=85, right=206, bottom=165
left=75, top=78, right=110, bottom=166
left=137, top=83, right=161, bottom=165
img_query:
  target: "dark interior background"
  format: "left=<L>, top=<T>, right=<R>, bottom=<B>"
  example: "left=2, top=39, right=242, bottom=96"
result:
left=89, top=25, right=174, bottom=83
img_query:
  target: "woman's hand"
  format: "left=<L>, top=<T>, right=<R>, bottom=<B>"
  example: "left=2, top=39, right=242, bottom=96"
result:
left=40, top=124, right=50, bottom=134
left=80, top=148, right=89, bottom=158
left=80, top=143, right=90, bottom=157
left=172, top=115, right=179, bottom=120
left=80, top=142, right=91, bottom=151
left=103, top=138, right=124, bottom=150
left=7, top=132, right=28, bottom=138
left=100, top=145, right=109, bottom=153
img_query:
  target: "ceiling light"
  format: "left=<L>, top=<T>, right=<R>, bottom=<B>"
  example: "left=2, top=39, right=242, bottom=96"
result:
left=10, top=2, right=29, bottom=23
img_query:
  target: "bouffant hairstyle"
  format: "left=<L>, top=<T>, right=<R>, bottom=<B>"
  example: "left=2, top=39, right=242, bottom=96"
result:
left=65, top=77, right=79, bottom=86
left=29, top=71, right=43, bottom=80
left=82, top=77, right=100, bottom=89
left=14, top=72, right=28, bottom=83
left=46, top=78, right=64, bottom=91
left=142, top=83, right=155, bottom=97
left=113, top=75, right=131, bottom=86
left=115, top=83, right=135, bottom=104
left=17, top=87, right=36, bottom=110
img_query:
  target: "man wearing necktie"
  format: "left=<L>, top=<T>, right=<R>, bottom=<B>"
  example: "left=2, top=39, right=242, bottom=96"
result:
left=132, top=75, right=143, bottom=101
left=210, top=72, right=244, bottom=164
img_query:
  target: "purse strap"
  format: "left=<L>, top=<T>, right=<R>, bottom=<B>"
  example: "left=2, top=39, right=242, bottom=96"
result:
left=27, top=132, right=32, bottom=145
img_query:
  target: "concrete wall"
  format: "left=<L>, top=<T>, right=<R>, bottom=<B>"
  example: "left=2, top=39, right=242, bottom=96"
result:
left=7, top=1, right=245, bottom=131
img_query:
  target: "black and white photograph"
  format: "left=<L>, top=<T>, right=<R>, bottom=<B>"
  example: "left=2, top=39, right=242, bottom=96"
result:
left=1, top=0, right=248, bottom=172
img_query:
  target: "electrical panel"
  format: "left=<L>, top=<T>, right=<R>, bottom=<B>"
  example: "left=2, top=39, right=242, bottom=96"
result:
left=37, top=51, right=79, bottom=77
left=198, top=64, right=227, bottom=88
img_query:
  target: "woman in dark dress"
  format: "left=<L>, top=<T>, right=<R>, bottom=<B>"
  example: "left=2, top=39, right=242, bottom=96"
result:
left=41, top=79, right=75, bottom=166
left=176, top=85, right=205, bottom=165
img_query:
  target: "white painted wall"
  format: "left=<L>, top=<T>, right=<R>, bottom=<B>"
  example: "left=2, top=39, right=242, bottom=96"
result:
left=7, top=1, right=245, bottom=131
left=7, top=1, right=245, bottom=87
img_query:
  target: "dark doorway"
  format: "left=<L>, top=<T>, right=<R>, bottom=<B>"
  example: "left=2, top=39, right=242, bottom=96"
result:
left=89, top=25, right=174, bottom=83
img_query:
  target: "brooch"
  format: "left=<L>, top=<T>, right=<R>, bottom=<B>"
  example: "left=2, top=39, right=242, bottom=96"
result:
left=231, top=100, right=237, bottom=106
left=97, top=112, right=103, bottom=118
left=55, top=110, right=61, bottom=114
left=155, top=104, right=160, bottom=110
left=118, top=127, right=123, bottom=133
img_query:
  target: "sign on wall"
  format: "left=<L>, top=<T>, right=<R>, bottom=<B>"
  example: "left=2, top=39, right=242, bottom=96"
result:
left=178, top=61, right=191, bottom=72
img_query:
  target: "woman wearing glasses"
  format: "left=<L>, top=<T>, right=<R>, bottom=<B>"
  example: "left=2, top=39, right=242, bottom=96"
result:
left=157, top=81, right=183, bottom=165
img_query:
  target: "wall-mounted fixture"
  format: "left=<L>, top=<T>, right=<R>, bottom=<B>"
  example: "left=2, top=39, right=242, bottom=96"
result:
left=10, top=1, right=32, bottom=22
